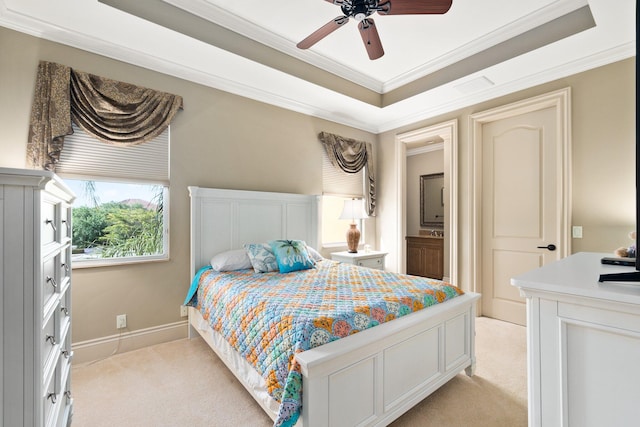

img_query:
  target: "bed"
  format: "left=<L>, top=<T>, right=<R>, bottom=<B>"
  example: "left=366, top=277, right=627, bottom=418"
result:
left=186, top=186, right=480, bottom=426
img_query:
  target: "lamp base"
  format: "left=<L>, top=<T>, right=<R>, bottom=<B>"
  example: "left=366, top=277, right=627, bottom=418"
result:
left=346, top=223, right=361, bottom=253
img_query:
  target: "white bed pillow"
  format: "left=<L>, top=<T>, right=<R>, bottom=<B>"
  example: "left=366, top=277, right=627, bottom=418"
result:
left=210, top=249, right=252, bottom=271
left=306, top=245, right=324, bottom=262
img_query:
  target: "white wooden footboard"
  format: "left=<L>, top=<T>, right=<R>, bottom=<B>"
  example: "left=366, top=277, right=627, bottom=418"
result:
left=297, top=292, right=479, bottom=427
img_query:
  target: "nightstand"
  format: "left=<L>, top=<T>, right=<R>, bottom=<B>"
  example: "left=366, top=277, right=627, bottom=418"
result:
left=331, top=250, right=387, bottom=270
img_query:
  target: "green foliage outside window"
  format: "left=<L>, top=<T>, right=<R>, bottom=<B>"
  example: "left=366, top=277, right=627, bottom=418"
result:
left=71, top=189, right=164, bottom=259
left=72, top=206, right=109, bottom=249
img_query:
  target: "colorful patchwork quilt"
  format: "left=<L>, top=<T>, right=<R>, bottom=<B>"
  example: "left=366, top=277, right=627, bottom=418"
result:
left=185, top=260, right=463, bottom=427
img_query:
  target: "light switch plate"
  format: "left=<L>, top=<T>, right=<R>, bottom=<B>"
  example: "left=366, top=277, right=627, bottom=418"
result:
left=572, top=226, right=583, bottom=238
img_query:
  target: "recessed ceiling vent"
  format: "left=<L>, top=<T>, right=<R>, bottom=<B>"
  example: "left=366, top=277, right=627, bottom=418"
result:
left=454, top=76, right=495, bottom=94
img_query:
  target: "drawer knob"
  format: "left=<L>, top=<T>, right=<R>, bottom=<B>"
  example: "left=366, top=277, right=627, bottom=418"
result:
left=62, top=349, right=70, bottom=358
left=47, top=393, right=57, bottom=404
left=61, top=262, right=69, bottom=273
left=45, top=219, right=57, bottom=232
left=64, top=391, right=72, bottom=401
left=46, top=275, right=57, bottom=290
left=61, top=306, right=69, bottom=316
left=45, top=335, right=56, bottom=345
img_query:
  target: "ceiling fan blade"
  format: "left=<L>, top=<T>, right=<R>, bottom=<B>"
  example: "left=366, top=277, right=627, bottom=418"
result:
left=358, top=18, right=384, bottom=60
left=297, top=16, right=349, bottom=49
left=378, top=0, right=452, bottom=15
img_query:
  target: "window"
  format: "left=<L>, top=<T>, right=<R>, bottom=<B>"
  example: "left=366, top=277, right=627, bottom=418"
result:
left=321, top=195, right=364, bottom=246
left=58, top=124, right=169, bottom=267
left=321, top=150, right=365, bottom=247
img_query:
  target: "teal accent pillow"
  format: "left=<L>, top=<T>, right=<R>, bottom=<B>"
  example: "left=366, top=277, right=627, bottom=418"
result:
left=268, top=240, right=315, bottom=273
left=244, top=243, right=278, bottom=273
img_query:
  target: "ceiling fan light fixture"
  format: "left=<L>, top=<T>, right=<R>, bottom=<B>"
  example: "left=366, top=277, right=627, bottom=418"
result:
left=350, top=1, right=371, bottom=21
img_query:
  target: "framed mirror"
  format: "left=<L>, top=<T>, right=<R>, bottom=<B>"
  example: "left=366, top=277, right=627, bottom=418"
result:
left=420, top=173, right=444, bottom=227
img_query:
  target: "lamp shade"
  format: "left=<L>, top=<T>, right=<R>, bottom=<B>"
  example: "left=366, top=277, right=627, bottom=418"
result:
left=339, top=198, right=368, bottom=221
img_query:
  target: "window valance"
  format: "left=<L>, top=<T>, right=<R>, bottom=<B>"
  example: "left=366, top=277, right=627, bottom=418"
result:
left=318, top=131, right=376, bottom=216
left=26, top=61, right=183, bottom=171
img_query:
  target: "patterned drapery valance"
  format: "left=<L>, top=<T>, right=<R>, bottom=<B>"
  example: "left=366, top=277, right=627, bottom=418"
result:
left=318, top=131, right=376, bottom=216
left=26, top=61, right=183, bottom=171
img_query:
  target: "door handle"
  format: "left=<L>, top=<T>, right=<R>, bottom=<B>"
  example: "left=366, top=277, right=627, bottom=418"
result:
left=537, top=244, right=557, bottom=251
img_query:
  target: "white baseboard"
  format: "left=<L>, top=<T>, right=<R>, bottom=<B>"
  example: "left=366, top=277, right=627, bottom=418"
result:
left=72, top=320, right=189, bottom=364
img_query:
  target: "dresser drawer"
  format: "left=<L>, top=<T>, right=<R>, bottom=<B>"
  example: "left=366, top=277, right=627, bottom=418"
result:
left=43, top=255, right=59, bottom=309
left=59, top=329, right=73, bottom=368
left=357, top=257, right=384, bottom=270
left=56, top=373, right=73, bottom=427
left=42, top=309, right=58, bottom=370
left=58, top=286, right=72, bottom=336
left=41, top=198, right=59, bottom=247
left=60, top=203, right=72, bottom=242
left=43, top=364, right=58, bottom=427
left=60, top=246, right=71, bottom=287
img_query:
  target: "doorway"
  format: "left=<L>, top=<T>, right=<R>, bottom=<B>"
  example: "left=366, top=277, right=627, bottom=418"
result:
left=396, top=119, right=458, bottom=285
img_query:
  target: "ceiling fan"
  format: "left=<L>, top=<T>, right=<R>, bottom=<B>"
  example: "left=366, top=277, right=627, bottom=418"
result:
left=296, top=0, right=453, bottom=60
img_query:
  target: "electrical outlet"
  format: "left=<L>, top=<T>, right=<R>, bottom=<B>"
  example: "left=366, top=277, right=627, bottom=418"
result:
left=180, top=305, right=188, bottom=317
left=116, top=314, right=127, bottom=329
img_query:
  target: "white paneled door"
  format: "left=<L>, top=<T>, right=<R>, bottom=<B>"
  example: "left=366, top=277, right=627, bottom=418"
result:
left=478, top=102, right=565, bottom=325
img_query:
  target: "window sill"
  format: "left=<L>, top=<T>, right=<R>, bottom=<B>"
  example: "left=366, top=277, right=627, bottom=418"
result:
left=72, top=254, right=169, bottom=269
left=321, top=242, right=348, bottom=249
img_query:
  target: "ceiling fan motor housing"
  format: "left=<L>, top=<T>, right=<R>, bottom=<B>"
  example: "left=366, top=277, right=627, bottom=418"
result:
left=342, top=0, right=380, bottom=21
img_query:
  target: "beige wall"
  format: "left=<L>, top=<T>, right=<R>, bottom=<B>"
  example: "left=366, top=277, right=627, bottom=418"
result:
left=377, top=58, right=636, bottom=290
left=0, top=27, right=377, bottom=343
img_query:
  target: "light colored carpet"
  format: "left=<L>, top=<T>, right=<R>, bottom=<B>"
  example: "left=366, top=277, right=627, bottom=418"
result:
left=71, top=316, right=527, bottom=426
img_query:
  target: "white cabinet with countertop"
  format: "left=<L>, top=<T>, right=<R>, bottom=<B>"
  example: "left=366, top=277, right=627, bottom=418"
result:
left=1, top=168, right=75, bottom=427
left=511, top=252, right=640, bottom=427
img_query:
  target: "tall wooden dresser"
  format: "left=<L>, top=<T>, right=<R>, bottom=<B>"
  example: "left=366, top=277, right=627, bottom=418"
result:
left=1, top=168, right=75, bottom=427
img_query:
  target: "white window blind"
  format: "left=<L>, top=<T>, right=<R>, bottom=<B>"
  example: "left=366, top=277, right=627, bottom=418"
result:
left=57, top=124, right=169, bottom=184
left=322, top=151, right=363, bottom=197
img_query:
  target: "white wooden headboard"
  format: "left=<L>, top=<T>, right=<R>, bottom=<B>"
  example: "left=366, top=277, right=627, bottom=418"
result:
left=188, top=187, right=319, bottom=277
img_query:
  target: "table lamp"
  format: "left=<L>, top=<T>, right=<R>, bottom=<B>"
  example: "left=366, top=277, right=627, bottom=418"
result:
left=339, top=198, right=368, bottom=253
